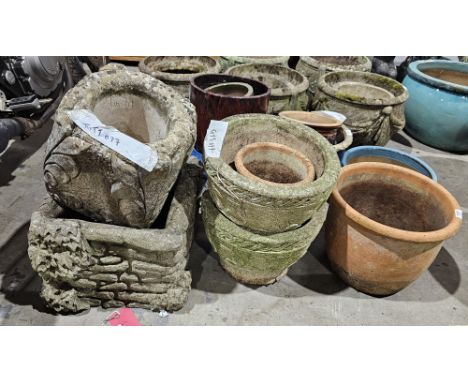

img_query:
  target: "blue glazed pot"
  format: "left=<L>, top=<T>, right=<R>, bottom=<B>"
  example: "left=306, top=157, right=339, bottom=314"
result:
left=341, top=146, right=438, bottom=181
left=403, top=60, right=468, bottom=152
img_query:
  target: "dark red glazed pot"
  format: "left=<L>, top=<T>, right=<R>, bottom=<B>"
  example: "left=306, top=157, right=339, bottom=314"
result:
left=189, top=73, right=270, bottom=151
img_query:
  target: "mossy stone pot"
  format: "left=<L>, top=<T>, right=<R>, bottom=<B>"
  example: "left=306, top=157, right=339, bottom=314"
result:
left=205, top=114, right=340, bottom=234
left=312, top=71, right=409, bottom=146
left=326, top=163, right=462, bottom=295
left=225, top=64, right=309, bottom=113
left=220, top=56, right=289, bottom=71
left=139, top=56, right=221, bottom=97
left=403, top=60, right=468, bottom=152
left=202, top=192, right=328, bottom=285
left=296, top=56, right=371, bottom=101
left=44, top=70, right=196, bottom=228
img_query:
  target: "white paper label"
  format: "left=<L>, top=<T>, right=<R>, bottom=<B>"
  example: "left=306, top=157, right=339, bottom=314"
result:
left=345, top=128, right=352, bottom=137
left=68, top=109, right=158, bottom=172
left=204, top=120, right=228, bottom=158
left=455, top=209, right=463, bottom=219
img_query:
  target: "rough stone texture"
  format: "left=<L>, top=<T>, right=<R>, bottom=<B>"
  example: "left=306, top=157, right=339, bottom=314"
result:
left=139, top=56, right=221, bottom=98
left=220, top=56, right=290, bottom=72
left=225, top=64, right=309, bottom=114
left=205, top=114, right=340, bottom=234
left=27, top=165, right=200, bottom=313
left=43, top=69, right=196, bottom=228
left=296, top=56, right=372, bottom=102
left=202, top=192, right=328, bottom=285
left=312, top=71, right=409, bottom=146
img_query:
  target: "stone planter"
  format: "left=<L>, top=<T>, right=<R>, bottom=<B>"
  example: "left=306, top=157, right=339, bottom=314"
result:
left=28, top=165, right=200, bottom=313
left=44, top=70, right=196, bottom=228
left=312, top=71, right=409, bottom=146
left=403, top=60, right=468, bottom=152
left=139, top=56, right=221, bottom=97
left=219, top=56, right=289, bottom=71
left=205, top=81, right=254, bottom=97
left=202, top=192, right=328, bottom=285
left=326, top=163, right=462, bottom=295
left=225, top=64, right=309, bottom=113
left=189, top=74, right=270, bottom=151
left=296, top=56, right=371, bottom=101
left=205, top=114, right=340, bottom=234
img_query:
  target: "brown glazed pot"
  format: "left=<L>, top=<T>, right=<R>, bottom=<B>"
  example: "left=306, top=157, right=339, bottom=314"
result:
left=189, top=74, right=270, bottom=151
left=326, top=163, right=462, bottom=296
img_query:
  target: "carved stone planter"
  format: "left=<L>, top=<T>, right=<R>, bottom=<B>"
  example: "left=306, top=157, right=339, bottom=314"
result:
left=28, top=166, right=199, bottom=313
left=296, top=56, right=371, bottom=101
left=202, top=192, right=328, bottom=285
left=312, top=71, right=409, bottom=146
left=139, top=56, right=221, bottom=97
left=219, top=56, right=289, bottom=71
left=44, top=70, right=196, bottom=228
left=205, top=114, right=340, bottom=234
left=225, top=64, right=309, bottom=113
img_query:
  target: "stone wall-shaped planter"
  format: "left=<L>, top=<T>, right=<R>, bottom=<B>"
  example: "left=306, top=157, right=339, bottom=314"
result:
left=312, top=71, right=409, bottom=146
left=28, top=166, right=200, bottom=313
left=190, top=74, right=270, bottom=151
left=139, top=56, right=221, bottom=98
left=205, top=114, right=340, bottom=234
left=296, top=56, right=371, bottom=101
left=225, top=64, right=309, bottom=114
left=202, top=192, right=328, bottom=285
left=326, top=163, right=462, bottom=295
left=44, top=70, right=196, bottom=228
left=219, top=56, right=289, bottom=72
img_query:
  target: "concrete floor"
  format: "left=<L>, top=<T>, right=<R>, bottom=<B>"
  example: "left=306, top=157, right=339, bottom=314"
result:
left=0, top=120, right=467, bottom=325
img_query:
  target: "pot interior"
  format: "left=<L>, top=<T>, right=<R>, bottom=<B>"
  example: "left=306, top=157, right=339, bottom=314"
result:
left=311, top=56, right=364, bottom=66
left=422, top=68, right=468, bottom=87
left=146, top=57, right=212, bottom=75
left=206, top=82, right=253, bottom=97
left=348, top=156, right=414, bottom=170
left=336, top=81, right=394, bottom=100
left=93, top=90, right=169, bottom=143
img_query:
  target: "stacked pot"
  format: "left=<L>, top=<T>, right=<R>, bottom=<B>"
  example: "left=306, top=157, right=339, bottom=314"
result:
left=201, top=114, right=341, bottom=285
left=28, top=68, right=200, bottom=313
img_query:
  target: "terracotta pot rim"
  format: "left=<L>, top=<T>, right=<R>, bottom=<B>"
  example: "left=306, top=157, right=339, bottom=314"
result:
left=234, top=141, right=315, bottom=187
left=332, top=163, right=462, bottom=243
left=279, top=110, right=343, bottom=129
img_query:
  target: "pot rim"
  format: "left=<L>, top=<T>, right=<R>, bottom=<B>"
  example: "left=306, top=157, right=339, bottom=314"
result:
left=279, top=110, right=343, bottom=129
left=205, top=81, right=254, bottom=97
left=299, top=56, right=371, bottom=71
left=221, top=56, right=289, bottom=65
left=332, top=163, right=462, bottom=243
left=406, top=59, right=468, bottom=95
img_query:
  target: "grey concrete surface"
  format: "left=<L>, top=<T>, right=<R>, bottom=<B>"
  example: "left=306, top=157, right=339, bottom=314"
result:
left=0, top=120, right=467, bottom=325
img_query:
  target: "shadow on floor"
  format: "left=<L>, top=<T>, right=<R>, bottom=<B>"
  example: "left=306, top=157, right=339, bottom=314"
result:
left=390, top=132, right=413, bottom=150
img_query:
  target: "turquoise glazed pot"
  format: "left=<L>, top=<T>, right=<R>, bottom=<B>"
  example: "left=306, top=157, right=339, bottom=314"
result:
left=403, top=60, right=468, bottom=152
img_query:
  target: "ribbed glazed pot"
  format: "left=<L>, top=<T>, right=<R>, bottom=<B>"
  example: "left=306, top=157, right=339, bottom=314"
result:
left=189, top=74, right=270, bottom=151
left=403, top=60, right=468, bottom=152
left=205, top=114, right=340, bottom=234
left=312, top=71, right=409, bottom=146
left=139, top=56, right=221, bottom=97
left=326, top=163, right=462, bottom=295
left=296, top=56, right=371, bottom=100
left=44, top=70, right=196, bottom=228
left=225, top=64, right=309, bottom=113
left=202, top=192, right=328, bottom=285
left=219, top=56, right=289, bottom=72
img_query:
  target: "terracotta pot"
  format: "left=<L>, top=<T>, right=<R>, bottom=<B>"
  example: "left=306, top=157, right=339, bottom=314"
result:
left=205, top=81, right=254, bottom=97
left=189, top=74, right=270, bottom=151
left=326, top=163, right=462, bottom=296
left=234, top=142, right=315, bottom=187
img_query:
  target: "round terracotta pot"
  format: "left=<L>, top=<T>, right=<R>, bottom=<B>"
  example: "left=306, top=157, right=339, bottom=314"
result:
left=234, top=142, right=315, bottom=187
left=205, top=81, right=254, bottom=97
left=326, top=162, right=462, bottom=296
left=189, top=74, right=270, bottom=151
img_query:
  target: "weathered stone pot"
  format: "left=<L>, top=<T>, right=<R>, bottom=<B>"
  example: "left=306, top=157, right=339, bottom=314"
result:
left=139, top=56, right=221, bottom=97
left=312, top=71, right=409, bottom=146
left=296, top=56, right=371, bottom=101
left=219, top=56, right=289, bottom=71
left=202, top=192, right=328, bottom=285
left=190, top=74, right=270, bottom=151
left=205, top=114, right=340, bottom=234
left=225, top=64, right=309, bottom=113
left=205, top=81, right=254, bottom=97
left=326, top=163, right=462, bottom=296
left=234, top=142, right=315, bottom=186
left=28, top=165, right=200, bottom=313
left=403, top=60, right=468, bottom=152
left=44, top=70, right=196, bottom=228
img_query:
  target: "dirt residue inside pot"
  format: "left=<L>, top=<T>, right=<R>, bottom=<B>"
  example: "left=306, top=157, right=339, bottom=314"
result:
left=340, top=180, right=447, bottom=231
left=162, top=68, right=199, bottom=74
left=245, top=160, right=303, bottom=184
left=312, top=56, right=362, bottom=66
left=422, top=68, right=468, bottom=87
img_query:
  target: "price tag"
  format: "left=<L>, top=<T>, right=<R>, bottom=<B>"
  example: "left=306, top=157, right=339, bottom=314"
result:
left=204, top=120, right=228, bottom=158
left=68, top=109, right=158, bottom=172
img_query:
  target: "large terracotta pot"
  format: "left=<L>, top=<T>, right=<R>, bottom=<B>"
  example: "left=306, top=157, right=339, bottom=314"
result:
left=189, top=74, right=270, bottom=151
left=326, top=163, right=462, bottom=295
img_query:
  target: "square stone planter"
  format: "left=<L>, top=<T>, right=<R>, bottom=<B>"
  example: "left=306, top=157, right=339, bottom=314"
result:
left=28, top=165, right=200, bottom=313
